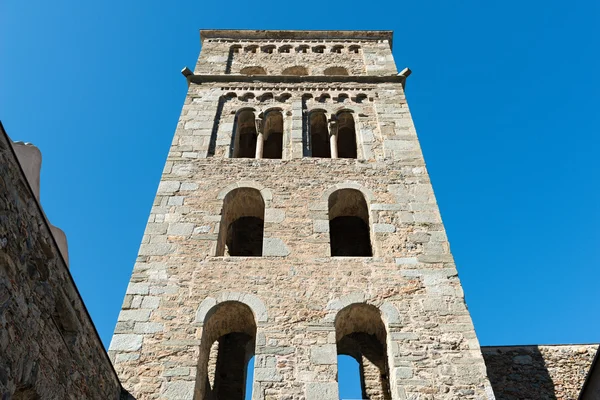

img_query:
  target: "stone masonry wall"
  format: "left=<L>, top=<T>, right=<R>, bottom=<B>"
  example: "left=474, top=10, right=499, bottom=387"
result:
left=109, top=31, right=494, bottom=400
left=482, top=345, right=598, bottom=400
left=195, top=35, right=397, bottom=76
left=0, top=127, right=123, bottom=399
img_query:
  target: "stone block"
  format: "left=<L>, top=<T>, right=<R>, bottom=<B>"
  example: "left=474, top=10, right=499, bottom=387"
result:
left=163, top=367, right=191, bottom=377
left=373, top=223, right=396, bottom=233
left=109, top=334, right=143, bottom=352
left=395, top=257, right=418, bottom=265
left=118, top=309, right=151, bottom=322
left=264, top=208, right=285, bottom=223
left=310, top=344, right=337, bottom=365
left=180, top=182, right=199, bottom=191
left=167, top=223, right=194, bottom=236
left=313, top=220, right=329, bottom=233
left=254, top=367, right=283, bottom=382
left=167, top=196, right=185, bottom=206
left=157, top=181, right=180, bottom=194
left=395, top=367, right=414, bottom=379
left=139, top=243, right=173, bottom=256
left=162, top=380, right=195, bottom=400
left=262, top=238, right=290, bottom=257
left=126, top=283, right=149, bottom=295
left=134, top=322, right=164, bottom=334
left=306, top=382, right=339, bottom=400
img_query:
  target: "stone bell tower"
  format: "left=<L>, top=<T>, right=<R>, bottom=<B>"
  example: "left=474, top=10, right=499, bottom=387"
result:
left=109, top=29, right=495, bottom=400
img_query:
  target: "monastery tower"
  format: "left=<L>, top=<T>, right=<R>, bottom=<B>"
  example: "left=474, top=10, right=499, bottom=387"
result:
left=109, top=30, right=495, bottom=400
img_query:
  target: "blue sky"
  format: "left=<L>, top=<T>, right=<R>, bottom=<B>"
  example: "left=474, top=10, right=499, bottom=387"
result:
left=2, top=0, right=599, bottom=397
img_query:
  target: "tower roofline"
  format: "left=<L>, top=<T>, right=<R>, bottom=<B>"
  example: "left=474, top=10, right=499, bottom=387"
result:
left=200, top=29, right=393, bottom=48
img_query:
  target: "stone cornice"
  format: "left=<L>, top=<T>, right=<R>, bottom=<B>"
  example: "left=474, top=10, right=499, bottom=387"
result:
left=200, top=29, right=394, bottom=48
left=186, top=73, right=407, bottom=87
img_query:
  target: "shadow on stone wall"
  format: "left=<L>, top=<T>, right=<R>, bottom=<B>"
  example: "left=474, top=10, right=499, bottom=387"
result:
left=483, top=346, right=556, bottom=399
left=482, top=345, right=598, bottom=400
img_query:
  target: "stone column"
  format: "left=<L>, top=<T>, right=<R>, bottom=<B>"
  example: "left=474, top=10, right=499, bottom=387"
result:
left=329, top=119, right=338, bottom=159
left=255, top=117, right=264, bottom=159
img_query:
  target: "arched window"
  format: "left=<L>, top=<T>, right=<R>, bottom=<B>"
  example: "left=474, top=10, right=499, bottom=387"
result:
left=233, top=110, right=258, bottom=158
left=331, top=45, right=344, bottom=53
left=324, top=66, right=349, bottom=76
left=217, top=188, right=265, bottom=256
left=328, top=189, right=372, bottom=256
left=309, top=111, right=331, bottom=158
left=312, top=45, right=325, bottom=53
left=296, top=44, right=309, bottom=53
left=262, top=110, right=283, bottom=159
left=335, top=304, right=391, bottom=399
left=348, top=45, right=361, bottom=54
left=336, top=111, right=358, bottom=159
left=279, top=45, right=292, bottom=53
left=230, top=45, right=241, bottom=54
left=261, top=45, right=276, bottom=54
left=240, top=66, right=267, bottom=75
left=197, top=301, right=256, bottom=400
left=282, top=66, right=308, bottom=76
left=244, top=45, right=258, bottom=53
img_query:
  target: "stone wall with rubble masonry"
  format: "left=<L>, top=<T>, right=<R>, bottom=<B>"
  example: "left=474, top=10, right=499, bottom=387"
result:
left=109, top=43, right=495, bottom=399
left=194, top=38, right=397, bottom=76
left=0, top=129, right=123, bottom=399
left=481, top=344, right=598, bottom=399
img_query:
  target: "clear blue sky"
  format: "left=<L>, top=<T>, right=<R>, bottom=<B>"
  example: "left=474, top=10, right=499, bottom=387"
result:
left=2, top=0, right=599, bottom=398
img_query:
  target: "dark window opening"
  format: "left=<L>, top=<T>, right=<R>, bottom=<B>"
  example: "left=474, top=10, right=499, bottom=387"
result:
left=226, top=217, right=264, bottom=256
left=328, top=189, right=372, bottom=257
left=234, top=110, right=257, bottom=158
left=263, top=111, right=283, bottom=159
left=337, top=112, right=357, bottom=159
left=263, top=133, right=282, bottom=159
left=309, top=112, right=330, bottom=158
left=217, top=188, right=265, bottom=257
left=330, top=216, right=371, bottom=256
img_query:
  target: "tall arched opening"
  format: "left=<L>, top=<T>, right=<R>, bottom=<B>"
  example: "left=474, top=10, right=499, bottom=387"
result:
left=196, top=301, right=256, bottom=400
left=262, top=110, right=283, bottom=159
left=233, top=110, right=258, bottom=158
left=309, top=111, right=331, bottom=158
left=336, top=111, right=357, bottom=159
left=335, top=303, right=391, bottom=400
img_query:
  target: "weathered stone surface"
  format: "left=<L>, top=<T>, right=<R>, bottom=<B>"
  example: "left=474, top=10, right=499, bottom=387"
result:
left=109, top=334, right=144, bottom=352
left=111, top=30, right=496, bottom=400
left=162, top=380, right=195, bottom=399
left=0, top=128, right=122, bottom=399
left=482, top=345, right=598, bottom=400
left=305, top=382, right=339, bottom=400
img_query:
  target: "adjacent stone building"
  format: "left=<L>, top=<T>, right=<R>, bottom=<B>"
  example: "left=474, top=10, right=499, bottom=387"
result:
left=0, top=123, right=125, bottom=399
